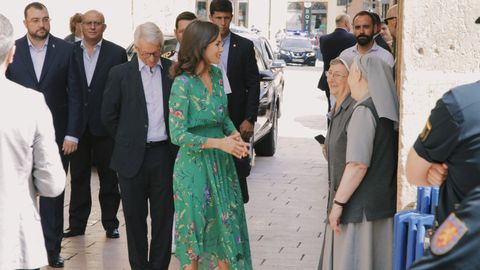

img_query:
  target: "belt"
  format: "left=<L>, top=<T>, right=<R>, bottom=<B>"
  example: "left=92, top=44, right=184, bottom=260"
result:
left=145, top=140, right=168, bottom=148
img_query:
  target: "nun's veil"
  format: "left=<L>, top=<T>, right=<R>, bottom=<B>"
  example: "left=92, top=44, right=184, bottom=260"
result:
left=354, top=54, right=399, bottom=123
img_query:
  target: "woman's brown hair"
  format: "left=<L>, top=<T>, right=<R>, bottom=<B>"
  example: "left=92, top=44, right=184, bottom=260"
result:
left=170, top=20, right=220, bottom=78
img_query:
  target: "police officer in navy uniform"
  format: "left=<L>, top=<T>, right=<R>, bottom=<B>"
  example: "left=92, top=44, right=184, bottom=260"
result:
left=161, top=49, right=176, bottom=60
left=409, top=186, right=480, bottom=269
left=161, top=11, right=196, bottom=62
left=406, top=79, right=480, bottom=225
left=405, top=17, right=480, bottom=269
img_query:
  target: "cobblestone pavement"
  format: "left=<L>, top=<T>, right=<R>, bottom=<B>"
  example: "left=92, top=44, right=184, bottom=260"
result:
left=43, top=65, right=329, bottom=270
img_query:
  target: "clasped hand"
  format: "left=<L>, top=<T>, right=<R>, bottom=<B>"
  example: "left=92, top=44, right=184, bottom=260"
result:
left=62, top=139, right=78, bottom=155
left=221, top=132, right=249, bottom=159
left=329, top=204, right=343, bottom=235
left=427, top=163, right=448, bottom=186
left=239, top=120, right=254, bottom=141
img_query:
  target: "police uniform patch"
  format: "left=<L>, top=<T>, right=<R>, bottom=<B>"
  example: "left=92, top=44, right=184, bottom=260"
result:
left=431, top=213, right=468, bottom=255
left=419, top=119, right=432, bottom=142
left=161, top=50, right=175, bottom=59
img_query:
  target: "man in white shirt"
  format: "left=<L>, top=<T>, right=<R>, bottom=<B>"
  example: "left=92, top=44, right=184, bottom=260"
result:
left=64, top=9, right=127, bottom=240
left=5, top=3, right=82, bottom=267
left=0, top=13, right=65, bottom=270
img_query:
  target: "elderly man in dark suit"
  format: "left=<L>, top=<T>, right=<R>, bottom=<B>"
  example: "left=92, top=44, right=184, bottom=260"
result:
left=64, top=9, right=127, bottom=240
left=102, top=22, right=176, bottom=270
left=317, top=14, right=356, bottom=114
left=209, top=0, right=260, bottom=204
left=5, top=2, right=82, bottom=268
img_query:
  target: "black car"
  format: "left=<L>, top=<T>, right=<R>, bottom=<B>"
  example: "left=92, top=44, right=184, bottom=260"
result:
left=236, top=32, right=285, bottom=157
left=125, top=33, right=285, bottom=157
left=278, top=37, right=316, bottom=66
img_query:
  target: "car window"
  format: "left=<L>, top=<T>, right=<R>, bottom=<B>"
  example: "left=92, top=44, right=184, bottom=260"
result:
left=281, top=38, right=311, bottom=48
left=255, top=48, right=267, bottom=71
left=263, top=40, right=274, bottom=61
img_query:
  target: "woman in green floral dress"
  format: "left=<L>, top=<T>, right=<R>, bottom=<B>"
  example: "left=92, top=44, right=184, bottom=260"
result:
left=169, top=20, right=252, bottom=270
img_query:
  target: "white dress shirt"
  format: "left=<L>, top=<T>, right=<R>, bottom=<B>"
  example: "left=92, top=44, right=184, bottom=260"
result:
left=80, top=39, right=102, bottom=86
left=339, top=41, right=395, bottom=68
left=28, top=35, right=78, bottom=143
left=27, top=36, right=49, bottom=82
left=138, top=57, right=168, bottom=142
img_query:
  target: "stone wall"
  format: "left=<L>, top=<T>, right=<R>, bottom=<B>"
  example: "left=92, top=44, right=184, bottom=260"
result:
left=397, top=0, right=480, bottom=209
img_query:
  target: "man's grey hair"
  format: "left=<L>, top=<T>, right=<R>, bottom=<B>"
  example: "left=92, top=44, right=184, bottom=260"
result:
left=0, top=13, right=14, bottom=64
left=336, top=14, right=350, bottom=27
left=134, top=22, right=164, bottom=46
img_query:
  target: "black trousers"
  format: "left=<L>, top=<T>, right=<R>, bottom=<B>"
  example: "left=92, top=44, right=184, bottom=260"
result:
left=118, top=144, right=174, bottom=270
left=69, top=129, right=120, bottom=231
left=234, top=156, right=250, bottom=203
left=325, top=89, right=332, bottom=113
left=40, top=149, right=68, bottom=256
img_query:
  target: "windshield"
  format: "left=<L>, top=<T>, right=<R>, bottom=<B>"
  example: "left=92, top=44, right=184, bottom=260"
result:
left=281, top=39, right=311, bottom=48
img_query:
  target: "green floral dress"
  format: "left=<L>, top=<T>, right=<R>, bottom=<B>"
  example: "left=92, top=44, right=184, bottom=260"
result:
left=169, top=66, right=252, bottom=270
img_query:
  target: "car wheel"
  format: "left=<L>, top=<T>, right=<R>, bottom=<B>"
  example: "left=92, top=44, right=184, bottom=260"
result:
left=254, top=104, right=278, bottom=156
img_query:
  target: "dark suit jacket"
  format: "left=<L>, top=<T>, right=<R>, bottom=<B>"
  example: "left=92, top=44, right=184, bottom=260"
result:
left=6, top=34, right=82, bottom=143
left=317, top=28, right=356, bottom=91
left=226, top=32, right=260, bottom=129
left=73, top=39, right=127, bottom=136
left=64, top=33, right=76, bottom=43
left=374, top=34, right=393, bottom=54
left=101, top=57, right=176, bottom=178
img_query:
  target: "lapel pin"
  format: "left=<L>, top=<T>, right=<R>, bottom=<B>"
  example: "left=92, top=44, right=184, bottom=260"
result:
left=233, top=44, right=236, bottom=48
left=52, top=44, right=55, bottom=48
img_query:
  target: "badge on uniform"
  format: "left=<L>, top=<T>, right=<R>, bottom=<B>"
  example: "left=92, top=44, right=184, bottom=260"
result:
left=161, top=50, right=175, bottom=59
left=419, top=119, right=432, bottom=142
left=431, top=213, right=468, bottom=255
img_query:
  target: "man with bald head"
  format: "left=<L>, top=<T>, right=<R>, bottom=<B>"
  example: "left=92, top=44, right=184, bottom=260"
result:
left=317, top=14, right=356, bottom=114
left=64, top=9, right=127, bottom=239
left=385, top=4, right=398, bottom=53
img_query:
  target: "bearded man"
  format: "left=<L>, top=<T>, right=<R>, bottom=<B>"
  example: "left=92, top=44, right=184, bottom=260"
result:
left=339, top=11, right=394, bottom=68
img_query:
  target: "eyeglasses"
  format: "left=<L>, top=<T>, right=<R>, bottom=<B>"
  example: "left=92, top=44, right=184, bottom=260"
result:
left=29, top=17, right=50, bottom=24
left=135, top=47, right=161, bottom=58
left=326, top=71, right=347, bottom=79
left=82, top=21, right=104, bottom=27
left=384, top=17, right=397, bottom=24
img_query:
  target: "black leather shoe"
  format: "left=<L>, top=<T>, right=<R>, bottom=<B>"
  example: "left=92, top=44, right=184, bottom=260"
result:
left=106, top=228, right=120, bottom=239
left=48, top=254, right=65, bottom=268
left=63, top=228, right=85, bottom=238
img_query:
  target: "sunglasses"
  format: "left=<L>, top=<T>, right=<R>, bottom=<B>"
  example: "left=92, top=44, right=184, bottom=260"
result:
left=384, top=16, right=397, bottom=24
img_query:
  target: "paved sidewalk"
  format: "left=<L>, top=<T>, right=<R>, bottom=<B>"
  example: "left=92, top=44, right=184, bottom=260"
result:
left=43, top=66, right=329, bottom=269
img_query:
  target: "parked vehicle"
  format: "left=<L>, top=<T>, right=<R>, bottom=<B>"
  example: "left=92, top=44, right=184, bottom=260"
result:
left=125, top=34, right=177, bottom=60
left=236, top=32, right=286, bottom=157
left=278, top=37, right=316, bottom=66
left=125, top=32, right=285, bottom=157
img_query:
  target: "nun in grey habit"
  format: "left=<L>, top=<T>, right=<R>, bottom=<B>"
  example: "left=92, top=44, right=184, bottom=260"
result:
left=318, top=53, right=399, bottom=270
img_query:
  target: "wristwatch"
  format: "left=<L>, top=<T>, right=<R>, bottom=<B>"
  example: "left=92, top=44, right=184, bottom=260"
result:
left=333, top=199, right=347, bottom=207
